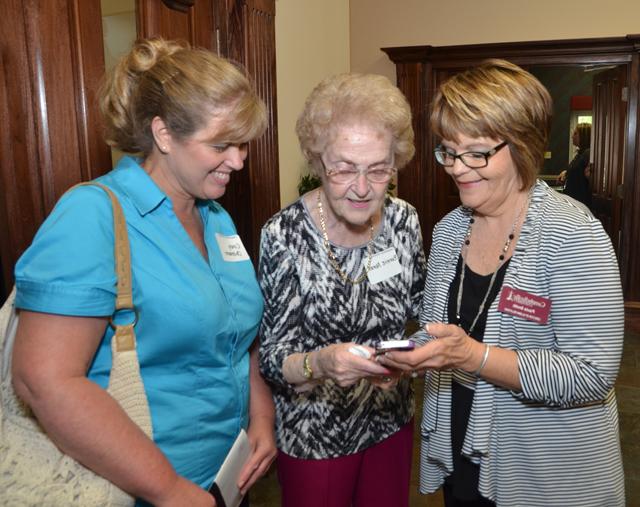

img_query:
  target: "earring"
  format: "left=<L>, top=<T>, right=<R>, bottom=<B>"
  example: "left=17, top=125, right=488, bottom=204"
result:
left=160, top=145, right=168, bottom=154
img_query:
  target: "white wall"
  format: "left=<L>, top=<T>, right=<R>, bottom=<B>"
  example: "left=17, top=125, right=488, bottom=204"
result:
left=275, top=0, right=350, bottom=207
left=349, top=0, right=640, bottom=81
left=101, top=0, right=136, bottom=167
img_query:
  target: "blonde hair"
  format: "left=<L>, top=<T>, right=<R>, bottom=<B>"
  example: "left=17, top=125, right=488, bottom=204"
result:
left=296, top=73, right=415, bottom=174
left=99, top=38, right=267, bottom=155
left=430, top=59, right=552, bottom=190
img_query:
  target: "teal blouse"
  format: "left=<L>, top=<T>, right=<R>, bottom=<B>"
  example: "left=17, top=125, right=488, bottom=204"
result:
left=15, top=156, right=263, bottom=490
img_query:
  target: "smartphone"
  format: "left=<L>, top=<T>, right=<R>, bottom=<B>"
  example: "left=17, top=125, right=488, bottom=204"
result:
left=374, top=339, right=415, bottom=355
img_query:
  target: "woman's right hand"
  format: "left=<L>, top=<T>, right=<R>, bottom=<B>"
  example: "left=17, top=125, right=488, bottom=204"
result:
left=557, top=170, right=567, bottom=183
left=313, top=343, right=391, bottom=387
left=153, top=476, right=216, bottom=507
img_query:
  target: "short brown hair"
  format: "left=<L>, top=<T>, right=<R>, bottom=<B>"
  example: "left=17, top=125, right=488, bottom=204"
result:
left=575, top=122, right=591, bottom=150
left=296, top=73, right=415, bottom=175
left=99, top=38, right=266, bottom=155
left=430, top=59, right=552, bottom=190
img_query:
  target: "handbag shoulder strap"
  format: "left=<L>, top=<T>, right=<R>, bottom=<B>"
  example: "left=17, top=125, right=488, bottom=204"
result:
left=74, top=182, right=133, bottom=311
left=73, top=183, right=136, bottom=352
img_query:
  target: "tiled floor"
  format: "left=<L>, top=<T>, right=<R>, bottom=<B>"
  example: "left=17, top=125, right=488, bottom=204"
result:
left=251, top=312, right=640, bottom=506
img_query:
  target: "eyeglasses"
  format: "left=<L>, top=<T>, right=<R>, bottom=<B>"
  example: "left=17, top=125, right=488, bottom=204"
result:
left=434, top=141, right=508, bottom=169
left=322, top=159, right=396, bottom=184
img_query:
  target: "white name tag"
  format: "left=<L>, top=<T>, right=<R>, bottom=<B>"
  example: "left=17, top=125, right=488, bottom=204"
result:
left=215, top=233, right=250, bottom=262
left=367, top=247, right=402, bottom=284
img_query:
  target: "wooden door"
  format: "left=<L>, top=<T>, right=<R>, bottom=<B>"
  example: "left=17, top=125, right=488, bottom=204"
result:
left=590, top=66, right=627, bottom=253
left=0, top=0, right=278, bottom=301
left=0, top=0, right=110, bottom=302
left=222, top=0, right=280, bottom=261
left=136, top=0, right=279, bottom=261
left=137, top=0, right=221, bottom=50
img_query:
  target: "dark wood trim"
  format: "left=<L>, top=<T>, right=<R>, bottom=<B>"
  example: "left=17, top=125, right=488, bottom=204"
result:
left=383, top=35, right=640, bottom=304
left=1, top=0, right=112, bottom=298
left=70, top=0, right=112, bottom=181
left=160, top=0, right=195, bottom=12
left=0, top=0, right=278, bottom=299
left=383, top=36, right=640, bottom=64
left=219, top=0, right=279, bottom=263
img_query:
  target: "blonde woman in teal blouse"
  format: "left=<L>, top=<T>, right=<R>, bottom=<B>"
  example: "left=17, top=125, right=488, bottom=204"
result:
left=11, top=39, right=276, bottom=506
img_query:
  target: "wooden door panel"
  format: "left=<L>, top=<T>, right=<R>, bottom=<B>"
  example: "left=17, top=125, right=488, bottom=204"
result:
left=22, top=0, right=85, bottom=209
left=432, top=68, right=466, bottom=227
left=395, top=62, right=430, bottom=246
left=137, top=0, right=218, bottom=50
left=0, top=20, right=44, bottom=295
left=0, top=0, right=278, bottom=299
left=0, top=0, right=109, bottom=296
left=591, top=66, right=626, bottom=253
left=137, top=0, right=279, bottom=263
left=223, top=0, right=279, bottom=259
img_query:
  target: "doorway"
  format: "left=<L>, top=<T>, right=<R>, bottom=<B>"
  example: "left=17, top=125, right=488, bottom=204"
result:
left=382, top=35, right=640, bottom=305
left=528, top=64, right=626, bottom=254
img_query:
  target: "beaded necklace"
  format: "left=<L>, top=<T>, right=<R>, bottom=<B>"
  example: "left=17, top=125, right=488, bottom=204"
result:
left=316, top=189, right=374, bottom=285
left=456, top=195, right=529, bottom=333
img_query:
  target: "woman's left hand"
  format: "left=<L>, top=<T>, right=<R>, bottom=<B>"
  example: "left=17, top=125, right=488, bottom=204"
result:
left=237, top=415, right=277, bottom=495
left=378, top=322, right=482, bottom=373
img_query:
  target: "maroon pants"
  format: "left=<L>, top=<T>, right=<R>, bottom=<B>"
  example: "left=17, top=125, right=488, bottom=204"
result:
left=276, top=421, right=414, bottom=507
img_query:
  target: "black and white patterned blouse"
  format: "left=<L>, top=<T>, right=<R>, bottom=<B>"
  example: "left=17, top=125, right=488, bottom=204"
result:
left=258, top=195, right=426, bottom=459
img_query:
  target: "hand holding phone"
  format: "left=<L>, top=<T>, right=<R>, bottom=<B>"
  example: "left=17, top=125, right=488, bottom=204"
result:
left=374, top=339, right=415, bottom=356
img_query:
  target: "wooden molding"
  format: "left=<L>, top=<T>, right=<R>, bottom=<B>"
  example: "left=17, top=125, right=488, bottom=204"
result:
left=383, top=36, right=640, bottom=65
left=160, top=0, right=194, bottom=12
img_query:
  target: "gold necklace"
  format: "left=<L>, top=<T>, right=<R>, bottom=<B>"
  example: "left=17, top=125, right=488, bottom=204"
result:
left=456, top=194, right=529, bottom=333
left=316, top=189, right=374, bottom=285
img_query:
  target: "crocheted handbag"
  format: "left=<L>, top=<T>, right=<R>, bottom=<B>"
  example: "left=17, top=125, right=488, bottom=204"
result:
left=0, top=183, right=153, bottom=506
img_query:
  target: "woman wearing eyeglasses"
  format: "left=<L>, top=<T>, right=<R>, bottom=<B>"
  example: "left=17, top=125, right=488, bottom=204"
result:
left=257, top=73, right=427, bottom=507
left=380, top=60, right=624, bottom=506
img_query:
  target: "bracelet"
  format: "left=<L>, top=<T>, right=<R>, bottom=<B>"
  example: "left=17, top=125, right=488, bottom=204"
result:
left=473, top=344, right=491, bottom=376
left=302, top=352, right=313, bottom=380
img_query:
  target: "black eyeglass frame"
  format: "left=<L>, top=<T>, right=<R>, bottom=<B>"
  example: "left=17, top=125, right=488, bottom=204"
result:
left=434, top=140, right=508, bottom=169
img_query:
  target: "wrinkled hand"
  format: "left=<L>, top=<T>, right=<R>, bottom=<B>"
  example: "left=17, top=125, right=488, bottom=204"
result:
left=154, top=475, right=215, bottom=507
left=316, top=343, right=391, bottom=387
left=237, top=416, right=277, bottom=495
left=377, top=322, right=480, bottom=373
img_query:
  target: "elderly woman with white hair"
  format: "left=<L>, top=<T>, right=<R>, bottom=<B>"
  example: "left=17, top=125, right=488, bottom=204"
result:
left=258, top=73, right=427, bottom=507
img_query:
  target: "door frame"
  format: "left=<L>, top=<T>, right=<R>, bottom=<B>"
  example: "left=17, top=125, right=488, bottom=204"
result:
left=383, top=35, right=640, bottom=304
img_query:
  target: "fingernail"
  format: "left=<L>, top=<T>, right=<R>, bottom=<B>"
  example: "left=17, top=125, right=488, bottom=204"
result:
left=425, top=323, right=430, bottom=333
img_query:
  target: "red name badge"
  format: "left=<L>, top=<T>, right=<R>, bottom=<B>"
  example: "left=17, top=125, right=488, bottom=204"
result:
left=498, top=286, right=551, bottom=325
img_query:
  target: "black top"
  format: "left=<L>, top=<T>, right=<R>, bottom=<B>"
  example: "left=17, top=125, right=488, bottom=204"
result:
left=563, top=148, right=591, bottom=208
left=444, top=255, right=509, bottom=502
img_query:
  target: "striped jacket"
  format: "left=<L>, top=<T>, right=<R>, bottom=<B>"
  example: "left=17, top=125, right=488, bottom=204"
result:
left=414, top=180, right=625, bottom=506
